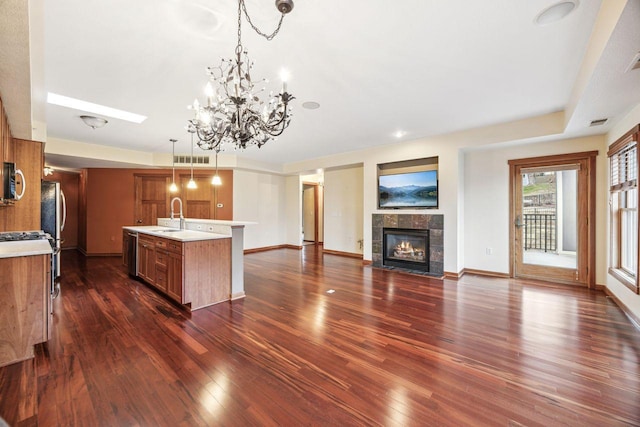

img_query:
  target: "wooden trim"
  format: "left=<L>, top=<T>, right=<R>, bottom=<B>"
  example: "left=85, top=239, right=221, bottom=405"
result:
left=507, top=150, right=598, bottom=167
left=85, top=252, right=122, bottom=257
left=230, top=291, right=246, bottom=301
left=604, top=287, right=640, bottom=330
left=443, top=270, right=463, bottom=280
left=302, top=182, right=321, bottom=244
left=322, top=249, right=363, bottom=259
left=362, top=260, right=373, bottom=266
left=461, top=268, right=510, bottom=279
left=607, top=125, right=640, bottom=294
left=607, top=124, right=638, bottom=157
left=508, top=151, right=597, bottom=287
left=587, top=153, right=597, bottom=289
left=244, top=244, right=302, bottom=254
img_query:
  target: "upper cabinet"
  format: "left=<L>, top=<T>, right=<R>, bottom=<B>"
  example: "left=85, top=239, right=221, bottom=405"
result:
left=0, top=96, right=13, bottom=163
left=0, top=96, right=15, bottom=208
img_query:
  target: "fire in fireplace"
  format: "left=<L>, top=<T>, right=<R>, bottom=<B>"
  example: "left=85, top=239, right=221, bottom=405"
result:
left=383, top=228, right=430, bottom=271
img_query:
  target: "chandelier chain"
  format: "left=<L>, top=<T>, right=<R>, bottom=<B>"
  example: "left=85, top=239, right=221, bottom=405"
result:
left=240, top=0, right=285, bottom=41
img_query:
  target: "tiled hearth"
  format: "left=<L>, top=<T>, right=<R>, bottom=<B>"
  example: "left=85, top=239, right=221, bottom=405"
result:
left=372, top=214, right=444, bottom=277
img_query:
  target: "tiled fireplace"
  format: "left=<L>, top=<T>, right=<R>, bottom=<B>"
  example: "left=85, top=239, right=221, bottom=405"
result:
left=372, top=214, right=443, bottom=276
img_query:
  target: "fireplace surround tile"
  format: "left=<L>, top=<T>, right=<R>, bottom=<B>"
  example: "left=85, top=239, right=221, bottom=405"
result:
left=398, top=215, right=413, bottom=229
left=412, top=215, right=429, bottom=230
left=383, top=214, right=398, bottom=228
left=372, top=213, right=444, bottom=277
left=429, top=229, right=443, bottom=247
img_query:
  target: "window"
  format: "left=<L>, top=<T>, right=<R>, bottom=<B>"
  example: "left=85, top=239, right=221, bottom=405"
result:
left=608, top=125, right=639, bottom=293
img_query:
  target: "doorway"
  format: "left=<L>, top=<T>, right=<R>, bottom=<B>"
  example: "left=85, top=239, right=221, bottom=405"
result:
left=302, top=182, right=323, bottom=245
left=509, top=151, right=596, bottom=287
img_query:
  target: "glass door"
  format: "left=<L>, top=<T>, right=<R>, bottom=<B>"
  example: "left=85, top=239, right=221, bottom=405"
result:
left=511, top=155, right=593, bottom=285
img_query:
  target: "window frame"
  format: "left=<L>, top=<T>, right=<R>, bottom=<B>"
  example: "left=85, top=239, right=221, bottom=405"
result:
left=608, top=125, right=640, bottom=294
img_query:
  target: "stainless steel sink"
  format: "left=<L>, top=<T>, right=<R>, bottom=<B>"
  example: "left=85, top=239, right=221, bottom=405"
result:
left=151, top=229, right=182, bottom=233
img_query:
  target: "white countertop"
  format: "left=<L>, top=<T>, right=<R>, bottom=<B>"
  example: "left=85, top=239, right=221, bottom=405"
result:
left=0, top=240, right=53, bottom=259
left=157, top=218, right=257, bottom=227
left=123, top=226, right=230, bottom=242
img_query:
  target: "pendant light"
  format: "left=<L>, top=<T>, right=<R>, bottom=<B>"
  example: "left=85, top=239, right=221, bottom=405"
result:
left=169, top=139, right=178, bottom=193
left=187, top=130, right=197, bottom=189
left=211, top=149, right=222, bottom=186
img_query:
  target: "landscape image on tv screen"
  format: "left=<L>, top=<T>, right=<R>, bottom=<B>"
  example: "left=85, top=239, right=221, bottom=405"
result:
left=378, top=170, right=438, bottom=208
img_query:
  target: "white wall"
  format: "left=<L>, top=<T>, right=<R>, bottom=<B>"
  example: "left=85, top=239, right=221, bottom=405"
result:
left=323, top=166, right=364, bottom=254
left=463, top=135, right=608, bottom=283
left=285, top=112, right=566, bottom=275
left=606, top=102, right=640, bottom=321
left=233, top=170, right=288, bottom=250
left=285, top=175, right=302, bottom=247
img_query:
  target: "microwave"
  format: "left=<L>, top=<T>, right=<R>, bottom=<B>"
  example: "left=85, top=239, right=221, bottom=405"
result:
left=2, top=162, right=25, bottom=201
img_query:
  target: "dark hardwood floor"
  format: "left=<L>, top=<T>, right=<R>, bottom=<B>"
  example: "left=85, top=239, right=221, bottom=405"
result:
left=1, top=246, right=639, bottom=426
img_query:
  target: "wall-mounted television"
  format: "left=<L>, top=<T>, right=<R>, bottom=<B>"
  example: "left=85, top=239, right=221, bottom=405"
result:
left=378, top=170, right=438, bottom=209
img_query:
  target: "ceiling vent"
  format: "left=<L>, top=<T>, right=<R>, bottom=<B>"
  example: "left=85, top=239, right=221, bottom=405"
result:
left=174, top=155, right=210, bottom=165
left=589, top=118, right=608, bottom=127
left=625, top=52, right=640, bottom=73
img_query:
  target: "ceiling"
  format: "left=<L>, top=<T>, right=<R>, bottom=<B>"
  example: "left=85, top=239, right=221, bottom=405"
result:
left=4, top=1, right=640, bottom=169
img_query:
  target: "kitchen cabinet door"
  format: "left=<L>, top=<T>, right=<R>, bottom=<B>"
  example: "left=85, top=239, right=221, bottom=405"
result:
left=137, top=237, right=155, bottom=284
left=166, top=251, right=183, bottom=303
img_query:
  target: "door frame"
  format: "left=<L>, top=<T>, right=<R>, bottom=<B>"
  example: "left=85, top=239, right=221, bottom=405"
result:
left=508, top=151, right=597, bottom=288
left=302, top=182, right=321, bottom=244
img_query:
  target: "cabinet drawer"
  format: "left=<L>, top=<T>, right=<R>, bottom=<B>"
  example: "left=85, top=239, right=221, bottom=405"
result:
left=166, top=240, right=183, bottom=254
left=155, top=249, right=168, bottom=267
left=156, top=237, right=182, bottom=254
left=155, top=265, right=168, bottom=290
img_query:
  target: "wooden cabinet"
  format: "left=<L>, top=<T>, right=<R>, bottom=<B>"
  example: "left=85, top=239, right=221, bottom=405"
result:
left=0, top=253, right=50, bottom=367
left=153, top=237, right=183, bottom=302
left=137, top=235, right=155, bottom=284
left=0, top=139, right=43, bottom=231
left=0, top=96, right=13, bottom=169
left=166, top=251, right=184, bottom=302
left=131, top=230, right=230, bottom=310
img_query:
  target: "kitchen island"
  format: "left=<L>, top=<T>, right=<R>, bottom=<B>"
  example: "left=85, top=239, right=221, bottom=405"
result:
left=123, top=225, right=232, bottom=311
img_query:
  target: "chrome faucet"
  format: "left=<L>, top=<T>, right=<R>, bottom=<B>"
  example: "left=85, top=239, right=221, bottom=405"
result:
left=170, top=197, right=185, bottom=229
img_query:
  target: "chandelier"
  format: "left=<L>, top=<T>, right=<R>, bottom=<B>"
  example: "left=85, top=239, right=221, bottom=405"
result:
left=188, top=0, right=295, bottom=152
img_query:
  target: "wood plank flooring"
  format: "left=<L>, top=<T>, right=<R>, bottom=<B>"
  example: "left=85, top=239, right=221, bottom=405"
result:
left=1, top=246, right=639, bottom=426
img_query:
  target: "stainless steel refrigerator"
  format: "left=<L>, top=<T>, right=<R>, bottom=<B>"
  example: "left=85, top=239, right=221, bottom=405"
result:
left=41, top=181, right=66, bottom=280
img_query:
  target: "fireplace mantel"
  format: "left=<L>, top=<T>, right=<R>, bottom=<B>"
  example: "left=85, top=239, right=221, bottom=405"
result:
left=372, top=214, right=443, bottom=277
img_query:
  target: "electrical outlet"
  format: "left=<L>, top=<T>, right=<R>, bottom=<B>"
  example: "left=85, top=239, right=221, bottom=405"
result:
left=486, top=247, right=493, bottom=255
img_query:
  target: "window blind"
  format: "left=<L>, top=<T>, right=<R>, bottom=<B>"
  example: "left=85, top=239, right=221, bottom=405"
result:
left=610, top=141, right=637, bottom=192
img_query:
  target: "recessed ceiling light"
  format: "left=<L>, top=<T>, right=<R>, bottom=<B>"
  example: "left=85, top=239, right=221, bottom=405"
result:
left=47, top=92, right=147, bottom=123
left=535, top=1, right=579, bottom=26
left=393, top=130, right=407, bottom=138
left=302, top=101, right=320, bottom=110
